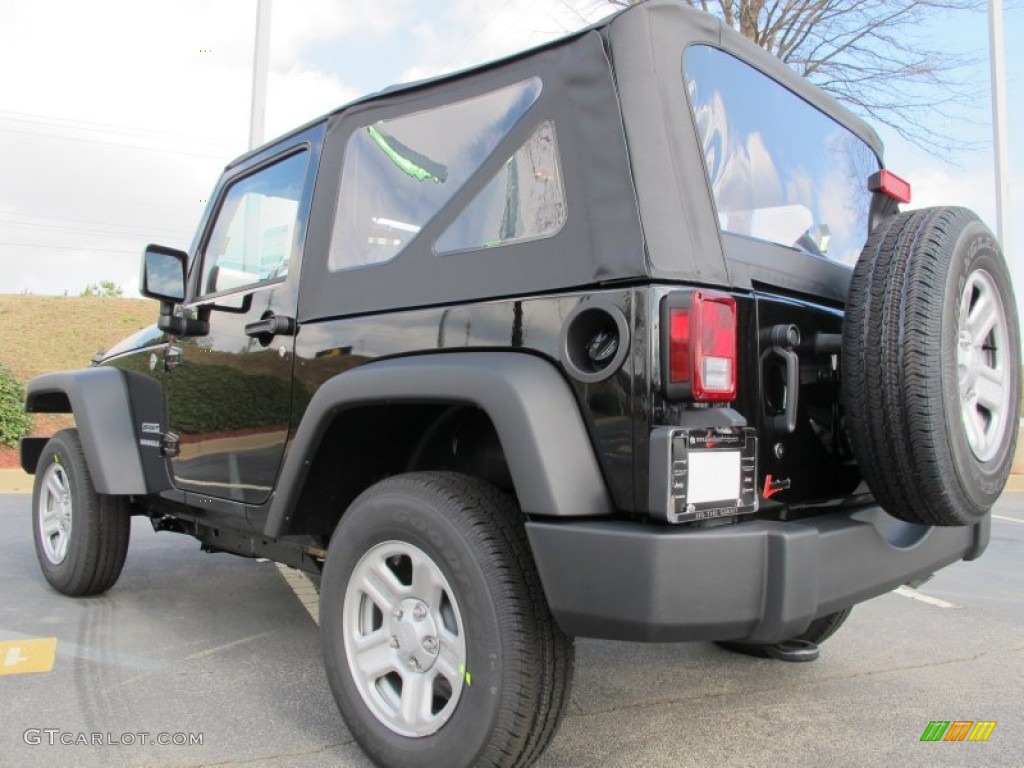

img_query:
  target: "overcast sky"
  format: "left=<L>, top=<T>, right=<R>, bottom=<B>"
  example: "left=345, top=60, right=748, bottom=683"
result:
left=0, top=0, right=1021, bottom=306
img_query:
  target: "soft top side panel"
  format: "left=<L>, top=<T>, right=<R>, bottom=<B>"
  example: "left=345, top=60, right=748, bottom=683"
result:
left=298, top=31, right=643, bottom=323
left=608, top=3, right=730, bottom=287
left=609, top=0, right=886, bottom=288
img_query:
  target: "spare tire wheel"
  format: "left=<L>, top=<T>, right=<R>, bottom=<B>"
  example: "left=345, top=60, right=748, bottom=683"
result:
left=842, top=207, right=1020, bottom=526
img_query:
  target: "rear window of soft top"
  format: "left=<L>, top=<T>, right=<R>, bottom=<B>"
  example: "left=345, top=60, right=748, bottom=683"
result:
left=684, top=45, right=879, bottom=265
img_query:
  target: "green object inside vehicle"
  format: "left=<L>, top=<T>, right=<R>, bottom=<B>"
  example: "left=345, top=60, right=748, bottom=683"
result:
left=367, top=126, right=448, bottom=184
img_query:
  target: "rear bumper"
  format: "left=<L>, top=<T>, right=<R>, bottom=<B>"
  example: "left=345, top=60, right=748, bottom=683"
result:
left=526, top=506, right=988, bottom=643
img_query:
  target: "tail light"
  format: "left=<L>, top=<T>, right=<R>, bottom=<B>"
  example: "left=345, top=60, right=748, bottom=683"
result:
left=661, top=291, right=737, bottom=402
left=869, top=169, right=911, bottom=204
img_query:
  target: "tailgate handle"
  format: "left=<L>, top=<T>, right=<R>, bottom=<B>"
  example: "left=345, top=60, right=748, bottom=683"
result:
left=760, top=324, right=800, bottom=435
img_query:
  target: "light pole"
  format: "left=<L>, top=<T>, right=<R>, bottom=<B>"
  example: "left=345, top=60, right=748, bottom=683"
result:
left=989, top=0, right=1011, bottom=261
left=249, top=0, right=273, bottom=150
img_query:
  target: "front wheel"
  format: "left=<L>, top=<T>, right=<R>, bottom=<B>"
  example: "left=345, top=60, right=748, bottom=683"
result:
left=319, top=472, right=573, bottom=768
left=32, top=429, right=131, bottom=596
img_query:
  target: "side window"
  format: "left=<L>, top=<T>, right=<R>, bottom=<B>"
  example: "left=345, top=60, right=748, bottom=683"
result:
left=329, top=78, right=542, bottom=272
left=435, top=121, right=566, bottom=254
left=683, top=46, right=879, bottom=265
left=199, top=150, right=308, bottom=296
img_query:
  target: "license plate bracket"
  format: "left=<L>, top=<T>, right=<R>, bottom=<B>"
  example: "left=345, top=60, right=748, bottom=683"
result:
left=648, top=427, right=758, bottom=523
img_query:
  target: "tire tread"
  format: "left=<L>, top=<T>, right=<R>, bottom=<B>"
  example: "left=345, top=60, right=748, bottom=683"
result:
left=32, top=428, right=130, bottom=596
left=842, top=207, right=1020, bottom=525
left=321, top=471, right=572, bottom=768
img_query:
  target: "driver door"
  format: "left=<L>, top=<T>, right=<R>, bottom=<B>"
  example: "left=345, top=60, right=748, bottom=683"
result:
left=165, top=147, right=312, bottom=506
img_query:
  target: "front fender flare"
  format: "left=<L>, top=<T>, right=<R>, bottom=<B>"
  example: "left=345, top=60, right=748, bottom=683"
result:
left=25, top=368, right=147, bottom=495
left=264, top=352, right=613, bottom=538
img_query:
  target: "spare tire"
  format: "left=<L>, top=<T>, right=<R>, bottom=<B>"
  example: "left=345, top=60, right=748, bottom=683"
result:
left=842, top=207, right=1020, bottom=526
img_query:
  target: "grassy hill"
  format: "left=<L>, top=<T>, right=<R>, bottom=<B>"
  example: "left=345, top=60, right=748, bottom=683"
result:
left=0, top=295, right=156, bottom=382
left=0, top=296, right=156, bottom=463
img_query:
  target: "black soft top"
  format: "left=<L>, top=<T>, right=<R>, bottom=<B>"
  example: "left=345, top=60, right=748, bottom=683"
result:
left=231, top=1, right=884, bottom=319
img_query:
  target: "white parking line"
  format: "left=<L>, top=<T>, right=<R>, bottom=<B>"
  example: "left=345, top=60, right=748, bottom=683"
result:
left=275, top=564, right=320, bottom=626
left=993, top=514, right=1024, bottom=524
left=894, top=585, right=958, bottom=609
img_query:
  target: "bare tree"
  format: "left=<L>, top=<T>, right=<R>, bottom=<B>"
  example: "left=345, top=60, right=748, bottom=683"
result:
left=602, top=0, right=983, bottom=150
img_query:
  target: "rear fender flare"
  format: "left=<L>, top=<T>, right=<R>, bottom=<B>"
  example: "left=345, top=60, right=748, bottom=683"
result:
left=264, top=352, right=613, bottom=538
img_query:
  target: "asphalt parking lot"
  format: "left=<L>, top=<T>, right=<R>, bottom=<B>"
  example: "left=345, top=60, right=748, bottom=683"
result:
left=1, top=493, right=1021, bottom=768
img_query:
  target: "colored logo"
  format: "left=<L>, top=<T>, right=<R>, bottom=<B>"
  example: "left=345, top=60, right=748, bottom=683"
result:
left=920, top=721, right=997, bottom=742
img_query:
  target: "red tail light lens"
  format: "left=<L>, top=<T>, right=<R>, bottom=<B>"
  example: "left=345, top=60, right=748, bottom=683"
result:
left=693, top=293, right=736, bottom=400
left=668, top=309, right=690, bottom=383
left=869, top=169, right=912, bottom=204
left=662, top=291, right=737, bottom=402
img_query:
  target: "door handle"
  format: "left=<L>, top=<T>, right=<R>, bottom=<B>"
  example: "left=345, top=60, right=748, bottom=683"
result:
left=245, top=314, right=296, bottom=339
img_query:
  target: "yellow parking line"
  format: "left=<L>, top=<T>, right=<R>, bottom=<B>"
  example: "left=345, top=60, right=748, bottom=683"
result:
left=0, top=637, right=57, bottom=675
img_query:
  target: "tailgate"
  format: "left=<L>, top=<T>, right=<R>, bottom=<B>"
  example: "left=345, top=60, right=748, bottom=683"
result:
left=748, top=290, right=861, bottom=507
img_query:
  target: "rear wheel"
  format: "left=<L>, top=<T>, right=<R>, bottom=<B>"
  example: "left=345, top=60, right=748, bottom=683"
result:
left=842, top=207, right=1020, bottom=525
left=32, top=429, right=131, bottom=596
left=320, top=472, right=573, bottom=768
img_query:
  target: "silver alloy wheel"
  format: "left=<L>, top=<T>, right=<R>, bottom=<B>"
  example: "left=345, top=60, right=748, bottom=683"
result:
left=957, top=268, right=1012, bottom=463
left=38, top=462, right=73, bottom=565
left=342, top=540, right=467, bottom=738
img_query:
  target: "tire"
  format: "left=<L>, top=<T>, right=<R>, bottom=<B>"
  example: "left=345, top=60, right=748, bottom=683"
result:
left=32, top=429, right=131, bottom=596
left=716, top=607, right=852, bottom=658
left=842, top=207, right=1020, bottom=525
left=319, top=472, right=574, bottom=768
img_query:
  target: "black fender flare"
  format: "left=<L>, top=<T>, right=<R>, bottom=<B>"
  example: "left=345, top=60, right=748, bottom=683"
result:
left=264, top=352, right=613, bottom=538
left=24, top=368, right=147, bottom=495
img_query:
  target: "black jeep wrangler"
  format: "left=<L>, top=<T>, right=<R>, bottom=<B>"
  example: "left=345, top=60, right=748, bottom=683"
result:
left=21, top=3, right=1020, bottom=767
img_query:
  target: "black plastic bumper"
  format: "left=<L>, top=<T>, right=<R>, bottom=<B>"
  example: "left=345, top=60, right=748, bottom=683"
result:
left=526, top=506, right=989, bottom=644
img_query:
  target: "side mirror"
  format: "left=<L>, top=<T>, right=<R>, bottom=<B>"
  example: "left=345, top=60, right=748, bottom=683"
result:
left=140, top=245, right=187, bottom=303
left=140, top=245, right=205, bottom=336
